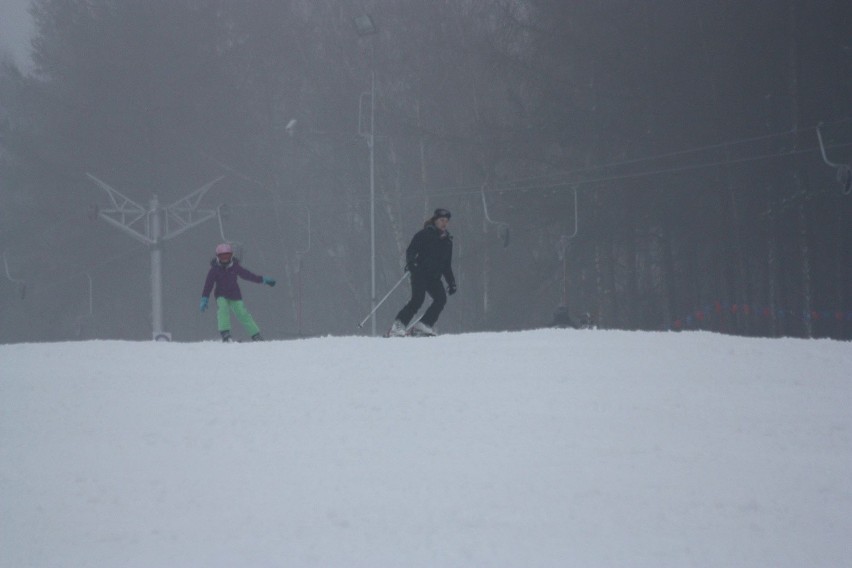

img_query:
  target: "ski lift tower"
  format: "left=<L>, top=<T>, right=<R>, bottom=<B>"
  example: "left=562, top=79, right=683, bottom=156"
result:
left=88, top=174, right=222, bottom=341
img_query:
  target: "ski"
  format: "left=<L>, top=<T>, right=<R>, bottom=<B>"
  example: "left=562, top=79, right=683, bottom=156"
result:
left=383, top=318, right=437, bottom=338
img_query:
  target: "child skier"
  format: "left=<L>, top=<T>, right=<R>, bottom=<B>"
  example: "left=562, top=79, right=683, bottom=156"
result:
left=200, top=243, right=276, bottom=342
left=388, top=208, right=457, bottom=337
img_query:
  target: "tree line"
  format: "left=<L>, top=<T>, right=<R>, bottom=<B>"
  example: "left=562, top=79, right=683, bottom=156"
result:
left=1, top=0, right=850, bottom=342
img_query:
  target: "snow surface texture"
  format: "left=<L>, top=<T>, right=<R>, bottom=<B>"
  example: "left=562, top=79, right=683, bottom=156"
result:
left=1, top=330, right=850, bottom=568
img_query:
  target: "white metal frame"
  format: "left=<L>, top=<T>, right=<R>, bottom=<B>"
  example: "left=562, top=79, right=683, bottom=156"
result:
left=87, top=173, right=222, bottom=340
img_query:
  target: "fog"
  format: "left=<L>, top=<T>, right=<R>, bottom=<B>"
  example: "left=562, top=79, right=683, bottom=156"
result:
left=1, top=1, right=850, bottom=343
left=0, top=0, right=33, bottom=70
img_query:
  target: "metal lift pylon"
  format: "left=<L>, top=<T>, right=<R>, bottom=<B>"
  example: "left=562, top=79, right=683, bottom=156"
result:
left=87, top=173, right=223, bottom=340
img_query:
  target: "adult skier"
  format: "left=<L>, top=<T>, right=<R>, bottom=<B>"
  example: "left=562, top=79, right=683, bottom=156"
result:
left=388, top=208, right=457, bottom=337
left=199, top=243, right=276, bottom=342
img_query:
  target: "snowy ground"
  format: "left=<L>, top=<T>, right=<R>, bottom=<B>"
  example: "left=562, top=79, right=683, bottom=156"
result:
left=1, top=329, right=850, bottom=567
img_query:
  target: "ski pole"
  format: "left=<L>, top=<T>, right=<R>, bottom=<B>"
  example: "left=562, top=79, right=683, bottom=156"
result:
left=358, top=271, right=409, bottom=328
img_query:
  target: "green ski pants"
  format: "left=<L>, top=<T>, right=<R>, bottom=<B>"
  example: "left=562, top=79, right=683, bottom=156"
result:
left=216, top=297, right=260, bottom=337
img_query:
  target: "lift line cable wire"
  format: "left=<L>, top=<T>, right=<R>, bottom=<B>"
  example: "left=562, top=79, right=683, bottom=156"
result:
left=416, top=119, right=852, bottom=196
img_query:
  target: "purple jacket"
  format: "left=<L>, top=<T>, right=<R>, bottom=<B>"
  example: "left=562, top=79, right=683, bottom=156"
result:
left=201, top=258, right=263, bottom=300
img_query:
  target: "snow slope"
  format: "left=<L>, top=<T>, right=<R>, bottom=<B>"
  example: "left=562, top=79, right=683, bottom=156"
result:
left=1, top=330, right=850, bottom=567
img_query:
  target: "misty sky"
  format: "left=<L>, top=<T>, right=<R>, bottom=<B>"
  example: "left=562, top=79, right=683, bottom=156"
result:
left=0, top=0, right=32, bottom=69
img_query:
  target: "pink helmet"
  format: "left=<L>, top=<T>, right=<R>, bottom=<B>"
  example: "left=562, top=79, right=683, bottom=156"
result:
left=215, top=243, right=233, bottom=255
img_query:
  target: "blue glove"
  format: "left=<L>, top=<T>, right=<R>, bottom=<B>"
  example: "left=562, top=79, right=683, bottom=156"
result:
left=263, top=276, right=276, bottom=287
left=200, top=297, right=209, bottom=312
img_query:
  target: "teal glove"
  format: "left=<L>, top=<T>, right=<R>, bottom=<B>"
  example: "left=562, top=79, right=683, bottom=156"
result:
left=263, top=276, right=276, bottom=287
left=200, top=297, right=209, bottom=312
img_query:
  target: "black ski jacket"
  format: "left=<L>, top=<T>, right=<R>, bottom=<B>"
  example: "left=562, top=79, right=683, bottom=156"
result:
left=405, top=224, right=455, bottom=285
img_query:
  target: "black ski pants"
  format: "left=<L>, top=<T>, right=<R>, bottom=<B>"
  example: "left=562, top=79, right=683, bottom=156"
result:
left=395, top=274, right=447, bottom=327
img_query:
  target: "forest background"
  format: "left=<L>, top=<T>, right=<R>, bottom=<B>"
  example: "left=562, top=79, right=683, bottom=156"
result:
left=1, top=0, right=850, bottom=342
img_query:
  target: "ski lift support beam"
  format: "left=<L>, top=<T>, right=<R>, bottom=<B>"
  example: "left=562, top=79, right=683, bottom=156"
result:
left=162, top=176, right=223, bottom=240
left=88, top=173, right=223, bottom=340
left=3, top=251, right=27, bottom=299
left=816, top=122, right=852, bottom=196
left=481, top=182, right=511, bottom=247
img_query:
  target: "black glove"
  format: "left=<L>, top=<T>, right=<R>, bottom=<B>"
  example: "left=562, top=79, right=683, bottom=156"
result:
left=447, top=282, right=457, bottom=295
left=405, top=262, right=417, bottom=274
